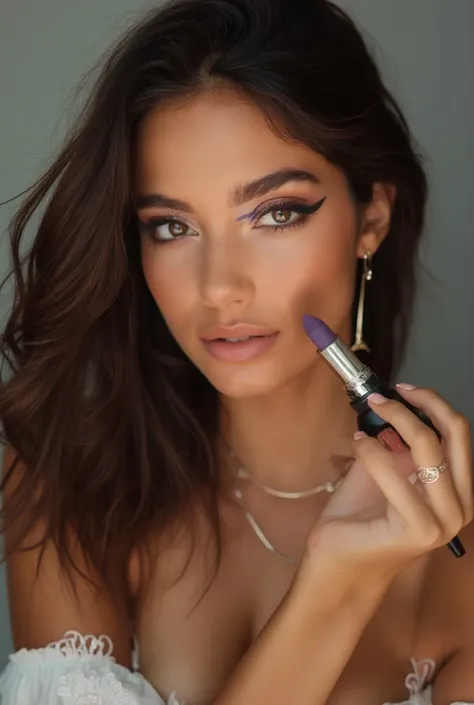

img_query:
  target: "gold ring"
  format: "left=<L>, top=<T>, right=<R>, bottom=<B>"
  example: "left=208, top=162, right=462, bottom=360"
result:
left=416, top=459, right=449, bottom=484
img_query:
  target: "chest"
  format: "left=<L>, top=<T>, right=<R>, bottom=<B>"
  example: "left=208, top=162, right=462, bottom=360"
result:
left=135, top=535, right=436, bottom=705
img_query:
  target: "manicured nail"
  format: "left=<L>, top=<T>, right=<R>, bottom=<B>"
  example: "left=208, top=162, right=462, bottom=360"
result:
left=368, top=393, right=388, bottom=405
left=353, top=431, right=368, bottom=440
left=396, top=383, right=417, bottom=391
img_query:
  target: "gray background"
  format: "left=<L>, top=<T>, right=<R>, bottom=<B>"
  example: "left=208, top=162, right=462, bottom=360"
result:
left=0, top=0, right=473, bottom=669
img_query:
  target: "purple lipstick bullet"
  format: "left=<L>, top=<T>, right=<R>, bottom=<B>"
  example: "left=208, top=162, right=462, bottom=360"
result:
left=302, top=315, right=337, bottom=351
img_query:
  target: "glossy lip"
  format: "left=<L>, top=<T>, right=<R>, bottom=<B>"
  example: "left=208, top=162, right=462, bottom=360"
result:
left=199, top=323, right=278, bottom=341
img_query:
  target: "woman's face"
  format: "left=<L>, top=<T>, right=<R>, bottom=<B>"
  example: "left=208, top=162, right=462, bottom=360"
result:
left=135, top=89, right=380, bottom=398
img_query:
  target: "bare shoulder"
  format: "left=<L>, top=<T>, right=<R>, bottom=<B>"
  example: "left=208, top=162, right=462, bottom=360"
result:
left=2, top=445, right=133, bottom=664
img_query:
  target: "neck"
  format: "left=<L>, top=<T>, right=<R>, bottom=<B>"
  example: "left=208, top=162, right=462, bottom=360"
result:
left=219, top=359, right=358, bottom=493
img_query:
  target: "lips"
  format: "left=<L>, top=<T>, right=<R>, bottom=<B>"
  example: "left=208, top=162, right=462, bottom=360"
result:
left=214, top=335, right=263, bottom=342
left=199, top=324, right=279, bottom=362
left=200, top=324, right=278, bottom=342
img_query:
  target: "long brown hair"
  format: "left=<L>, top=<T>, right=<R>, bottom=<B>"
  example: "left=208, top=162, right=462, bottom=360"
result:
left=0, top=0, right=428, bottom=605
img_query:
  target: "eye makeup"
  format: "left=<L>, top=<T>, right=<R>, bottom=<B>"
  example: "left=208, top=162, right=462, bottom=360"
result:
left=237, top=196, right=326, bottom=224
left=138, top=215, right=196, bottom=242
left=138, top=196, right=327, bottom=242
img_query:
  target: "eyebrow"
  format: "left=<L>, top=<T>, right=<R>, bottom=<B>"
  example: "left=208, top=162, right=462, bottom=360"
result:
left=135, top=168, right=320, bottom=213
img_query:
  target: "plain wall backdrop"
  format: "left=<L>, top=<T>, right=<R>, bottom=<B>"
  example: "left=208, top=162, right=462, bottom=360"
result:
left=0, top=0, right=473, bottom=669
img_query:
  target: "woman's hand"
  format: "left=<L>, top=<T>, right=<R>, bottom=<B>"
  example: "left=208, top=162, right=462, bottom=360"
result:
left=305, top=384, right=473, bottom=580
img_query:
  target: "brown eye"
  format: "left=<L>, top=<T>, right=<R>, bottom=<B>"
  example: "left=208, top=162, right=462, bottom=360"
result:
left=169, top=221, right=188, bottom=236
left=272, top=209, right=293, bottom=224
left=256, top=207, right=300, bottom=229
left=140, top=217, right=198, bottom=242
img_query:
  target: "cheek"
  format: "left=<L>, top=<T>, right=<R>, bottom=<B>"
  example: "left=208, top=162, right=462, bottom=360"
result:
left=140, top=241, right=193, bottom=331
left=262, top=207, right=358, bottom=329
left=300, top=234, right=355, bottom=313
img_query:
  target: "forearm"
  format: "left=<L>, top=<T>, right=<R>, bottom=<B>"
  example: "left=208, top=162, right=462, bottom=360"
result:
left=214, top=557, right=392, bottom=705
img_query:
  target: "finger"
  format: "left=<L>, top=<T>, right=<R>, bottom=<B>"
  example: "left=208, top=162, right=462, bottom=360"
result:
left=352, top=433, right=439, bottom=541
left=367, top=393, right=443, bottom=468
left=395, top=384, right=473, bottom=522
left=365, top=395, right=464, bottom=537
left=395, top=384, right=467, bottom=439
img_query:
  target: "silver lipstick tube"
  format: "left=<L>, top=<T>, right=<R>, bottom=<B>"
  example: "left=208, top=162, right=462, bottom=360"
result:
left=319, top=338, right=376, bottom=398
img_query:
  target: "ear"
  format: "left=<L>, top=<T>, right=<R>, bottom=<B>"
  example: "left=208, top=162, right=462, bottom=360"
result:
left=356, top=183, right=396, bottom=258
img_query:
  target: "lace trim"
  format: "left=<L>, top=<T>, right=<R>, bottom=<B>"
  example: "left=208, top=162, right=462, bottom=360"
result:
left=57, top=668, right=139, bottom=704
left=5, top=633, right=439, bottom=705
left=10, top=630, right=116, bottom=666
left=48, top=631, right=115, bottom=659
left=7, top=631, right=179, bottom=704
left=405, top=658, right=436, bottom=695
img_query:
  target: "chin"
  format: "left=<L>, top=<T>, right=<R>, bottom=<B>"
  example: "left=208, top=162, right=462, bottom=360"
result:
left=196, top=357, right=295, bottom=400
left=209, top=377, right=280, bottom=399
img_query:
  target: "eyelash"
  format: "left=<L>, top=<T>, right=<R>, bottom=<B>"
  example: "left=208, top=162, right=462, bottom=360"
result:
left=139, top=197, right=326, bottom=243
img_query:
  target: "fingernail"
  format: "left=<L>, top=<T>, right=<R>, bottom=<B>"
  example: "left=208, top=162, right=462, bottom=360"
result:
left=368, top=393, right=388, bottom=405
left=396, top=383, right=417, bottom=391
left=353, top=431, right=368, bottom=440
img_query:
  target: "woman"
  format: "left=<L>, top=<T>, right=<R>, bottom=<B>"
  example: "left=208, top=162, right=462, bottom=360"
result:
left=0, top=0, right=473, bottom=703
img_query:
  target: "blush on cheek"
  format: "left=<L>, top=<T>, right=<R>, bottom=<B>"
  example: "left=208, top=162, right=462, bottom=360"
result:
left=287, top=245, right=357, bottom=340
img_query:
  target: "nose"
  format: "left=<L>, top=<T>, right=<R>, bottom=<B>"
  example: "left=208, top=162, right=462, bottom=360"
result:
left=199, top=238, right=254, bottom=312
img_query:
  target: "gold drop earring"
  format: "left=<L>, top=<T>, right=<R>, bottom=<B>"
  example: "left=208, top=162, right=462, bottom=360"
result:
left=351, top=251, right=373, bottom=353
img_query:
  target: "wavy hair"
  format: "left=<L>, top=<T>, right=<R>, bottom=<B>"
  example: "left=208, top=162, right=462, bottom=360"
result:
left=0, top=0, right=428, bottom=604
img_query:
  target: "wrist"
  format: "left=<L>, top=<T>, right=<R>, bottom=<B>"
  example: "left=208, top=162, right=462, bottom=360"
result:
left=293, top=545, right=395, bottom=613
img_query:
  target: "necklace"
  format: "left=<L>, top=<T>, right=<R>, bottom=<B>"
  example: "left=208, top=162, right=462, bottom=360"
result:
left=233, top=486, right=298, bottom=564
left=227, top=446, right=344, bottom=498
left=227, top=446, right=347, bottom=564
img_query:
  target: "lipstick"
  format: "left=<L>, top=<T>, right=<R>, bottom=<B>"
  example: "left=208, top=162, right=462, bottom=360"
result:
left=303, top=315, right=465, bottom=559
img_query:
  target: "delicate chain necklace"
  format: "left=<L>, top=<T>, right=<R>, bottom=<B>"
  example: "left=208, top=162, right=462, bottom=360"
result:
left=226, top=446, right=347, bottom=564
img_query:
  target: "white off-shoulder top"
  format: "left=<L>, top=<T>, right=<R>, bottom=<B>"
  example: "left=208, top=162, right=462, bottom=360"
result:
left=0, top=631, right=470, bottom=704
